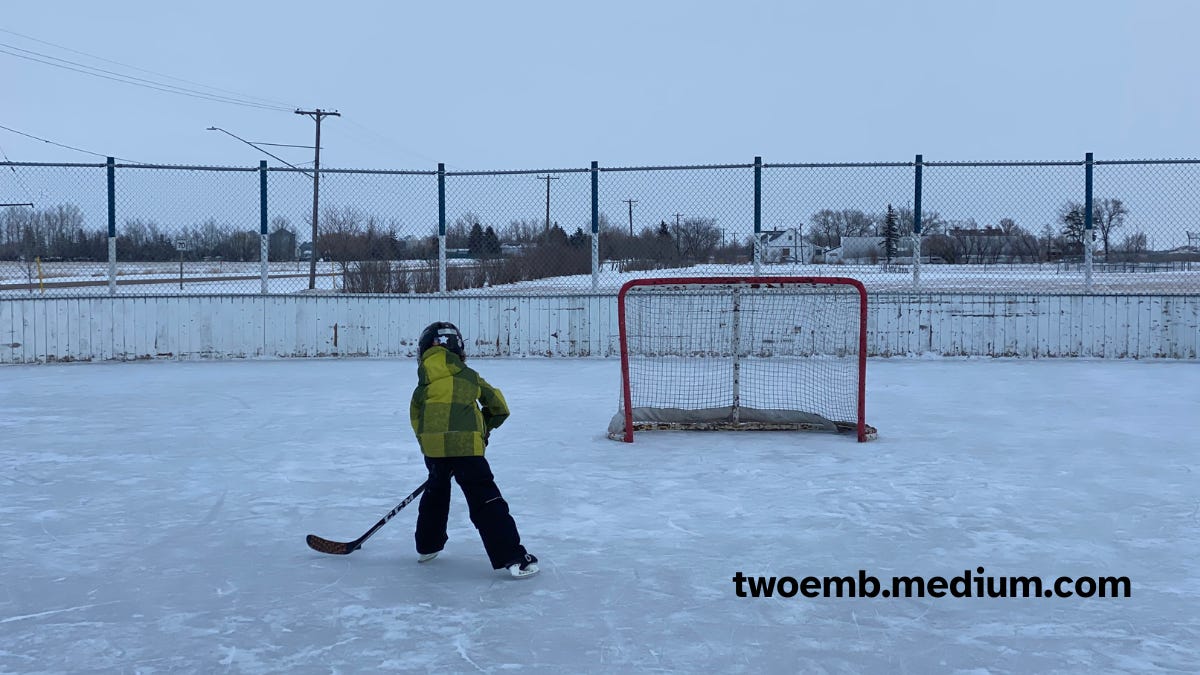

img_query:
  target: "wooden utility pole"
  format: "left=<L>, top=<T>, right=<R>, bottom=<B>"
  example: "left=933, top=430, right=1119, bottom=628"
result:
left=537, top=175, right=560, bottom=231
left=295, top=108, right=340, bottom=289
left=623, top=199, right=638, bottom=236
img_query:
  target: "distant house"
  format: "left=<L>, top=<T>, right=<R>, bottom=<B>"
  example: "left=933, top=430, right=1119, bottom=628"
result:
left=759, top=228, right=808, bottom=263
left=269, top=228, right=297, bottom=261
left=819, top=246, right=842, bottom=264
left=839, top=236, right=915, bottom=263
left=839, top=236, right=884, bottom=263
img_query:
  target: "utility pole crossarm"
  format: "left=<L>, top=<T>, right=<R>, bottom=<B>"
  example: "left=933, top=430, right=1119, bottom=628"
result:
left=294, top=109, right=342, bottom=119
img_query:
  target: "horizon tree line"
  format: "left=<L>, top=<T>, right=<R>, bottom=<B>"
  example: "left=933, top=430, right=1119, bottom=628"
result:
left=0, top=196, right=1173, bottom=269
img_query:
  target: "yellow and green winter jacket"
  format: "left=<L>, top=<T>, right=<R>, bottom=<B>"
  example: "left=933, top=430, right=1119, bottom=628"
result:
left=410, top=346, right=510, bottom=457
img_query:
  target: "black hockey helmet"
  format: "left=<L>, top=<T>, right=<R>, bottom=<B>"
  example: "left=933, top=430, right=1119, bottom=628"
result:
left=418, top=321, right=465, bottom=358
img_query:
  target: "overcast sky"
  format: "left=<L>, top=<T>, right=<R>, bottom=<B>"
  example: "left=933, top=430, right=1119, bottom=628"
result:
left=3, top=0, right=1198, bottom=171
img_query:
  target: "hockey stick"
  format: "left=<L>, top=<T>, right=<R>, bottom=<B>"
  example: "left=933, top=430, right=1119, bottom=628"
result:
left=306, top=480, right=428, bottom=555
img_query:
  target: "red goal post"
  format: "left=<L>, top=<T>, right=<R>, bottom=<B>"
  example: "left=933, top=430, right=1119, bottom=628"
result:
left=609, top=276, right=876, bottom=443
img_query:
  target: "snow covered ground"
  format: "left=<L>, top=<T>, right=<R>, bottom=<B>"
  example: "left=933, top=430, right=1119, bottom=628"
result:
left=1, top=357, right=1198, bottom=673
left=3, top=260, right=1199, bottom=297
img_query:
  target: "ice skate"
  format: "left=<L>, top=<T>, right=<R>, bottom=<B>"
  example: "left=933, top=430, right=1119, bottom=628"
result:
left=506, top=553, right=539, bottom=578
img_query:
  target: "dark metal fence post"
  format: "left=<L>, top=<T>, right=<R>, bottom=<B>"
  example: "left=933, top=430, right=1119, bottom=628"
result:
left=259, top=160, right=268, bottom=294
left=107, top=156, right=116, bottom=296
left=438, top=162, right=447, bottom=293
left=913, top=153, right=923, bottom=290
left=753, top=156, right=762, bottom=275
left=591, top=160, right=599, bottom=291
left=1084, top=152, right=1094, bottom=292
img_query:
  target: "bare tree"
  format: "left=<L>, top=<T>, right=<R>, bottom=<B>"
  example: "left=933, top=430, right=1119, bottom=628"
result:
left=1056, top=199, right=1128, bottom=259
left=674, top=217, right=722, bottom=261
left=961, top=232, right=989, bottom=264
left=451, top=211, right=481, bottom=249
left=223, top=231, right=259, bottom=262
left=118, top=218, right=175, bottom=260
left=841, top=209, right=875, bottom=237
left=1093, top=198, right=1128, bottom=259
left=194, top=218, right=230, bottom=258
left=1010, top=233, right=1043, bottom=262
left=924, top=234, right=961, bottom=264
left=1040, top=224, right=1057, bottom=261
left=894, top=207, right=946, bottom=236
left=445, top=218, right=470, bottom=249
left=809, top=209, right=843, bottom=248
left=808, top=209, right=873, bottom=248
left=501, top=219, right=542, bottom=246
left=1121, top=231, right=1148, bottom=260
left=318, top=205, right=367, bottom=270
left=997, top=218, right=1020, bottom=236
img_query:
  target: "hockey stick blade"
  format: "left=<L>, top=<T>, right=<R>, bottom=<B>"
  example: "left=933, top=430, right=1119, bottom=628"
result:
left=305, top=480, right=428, bottom=556
left=305, top=534, right=361, bottom=555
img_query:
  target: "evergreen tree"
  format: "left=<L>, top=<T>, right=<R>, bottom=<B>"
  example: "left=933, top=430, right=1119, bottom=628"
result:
left=655, top=220, right=676, bottom=263
left=568, top=227, right=590, bottom=248
left=483, top=226, right=502, bottom=257
left=543, top=222, right=569, bottom=247
left=467, top=222, right=485, bottom=258
left=1060, top=206, right=1086, bottom=253
left=882, top=204, right=900, bottom=264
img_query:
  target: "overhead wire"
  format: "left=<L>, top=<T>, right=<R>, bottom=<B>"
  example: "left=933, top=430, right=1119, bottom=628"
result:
left=342, top=118, right=458, bottom=170
left=1, top=29, right=302, bottom=162
left=0, top=27, right=297, bottom=110
left=0, top=123, right=144, bottom=163
left=0, top=42, right=293, bottom=112
left=0, top=142, right=37, bottom=205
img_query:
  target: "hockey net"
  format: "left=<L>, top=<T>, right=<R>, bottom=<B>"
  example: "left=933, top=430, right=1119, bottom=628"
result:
left=608, top=276, right=876, bottom=442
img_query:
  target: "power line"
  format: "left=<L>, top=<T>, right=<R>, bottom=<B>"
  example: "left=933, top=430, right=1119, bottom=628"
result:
left=342, top=119, right=448, bottom=168
left=242, top=141, right=315, bottom=149
left=0, top=43, right=291, bottom=112
left=0, top=28, right=297, bottom=110
left=0, top=142, right=36, bottom=203
left=0, top=123, right=142, bottom=163
left=0, top=42, right=292, bottom=111
left=206, top=127, right=312, bottom=177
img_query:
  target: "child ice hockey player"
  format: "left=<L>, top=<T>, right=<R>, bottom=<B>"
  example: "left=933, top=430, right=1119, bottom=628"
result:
left=410, top=321, right=539, bottom=579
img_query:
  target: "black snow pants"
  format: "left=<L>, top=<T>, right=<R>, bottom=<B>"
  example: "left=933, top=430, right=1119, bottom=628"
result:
left=414, top=455, right=528, bottom=569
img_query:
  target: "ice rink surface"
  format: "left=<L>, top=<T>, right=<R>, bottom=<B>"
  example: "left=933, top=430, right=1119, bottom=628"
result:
left=2, top=356, right=1198, bottom=673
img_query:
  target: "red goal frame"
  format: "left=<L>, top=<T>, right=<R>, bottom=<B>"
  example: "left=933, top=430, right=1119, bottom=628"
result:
left=615, top=276, right=872, bottom=442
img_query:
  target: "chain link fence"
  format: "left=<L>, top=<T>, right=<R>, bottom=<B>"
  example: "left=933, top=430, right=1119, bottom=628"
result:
left=2, top=156, right=1198, bottom=298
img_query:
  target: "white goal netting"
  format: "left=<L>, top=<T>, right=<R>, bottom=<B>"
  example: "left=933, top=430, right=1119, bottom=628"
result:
left=609, top=277, right=873, bottom=442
